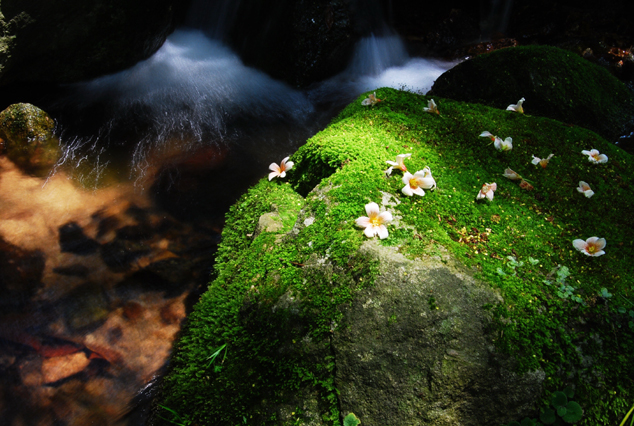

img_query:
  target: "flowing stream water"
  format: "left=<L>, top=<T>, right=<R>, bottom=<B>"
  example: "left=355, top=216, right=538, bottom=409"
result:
left=0, top=2, right=457, bottom=425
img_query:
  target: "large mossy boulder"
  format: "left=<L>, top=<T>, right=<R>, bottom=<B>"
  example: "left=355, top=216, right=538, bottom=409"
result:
left=428, top=45, right=634, bottom=147
left=0, top=0, right=186, bottom=86
left=154, top=88, right=634, bottom=426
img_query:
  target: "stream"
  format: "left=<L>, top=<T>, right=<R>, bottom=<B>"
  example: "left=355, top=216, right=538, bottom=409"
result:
left=0, top=4, right=456, bottom=425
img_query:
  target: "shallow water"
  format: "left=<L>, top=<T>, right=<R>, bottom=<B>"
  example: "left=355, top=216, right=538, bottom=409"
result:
left=0, top=26, right=456, bottom=425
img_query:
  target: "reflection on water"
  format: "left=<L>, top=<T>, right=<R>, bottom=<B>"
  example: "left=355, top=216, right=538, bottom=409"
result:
left=0, top=156, right=222, bottom=425
left=0, top=22, right=456, bottom=425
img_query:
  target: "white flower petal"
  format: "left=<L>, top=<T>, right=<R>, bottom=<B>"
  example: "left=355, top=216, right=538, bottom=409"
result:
left=364, top=226, right=377, bottom=238
left=386, top=160, right=398, bottom=166
left=268, top=171, right=277, bottom=181
left=402, top=185, right=414, bottom=196
left=584, top=189, right=594, bottom=198
left=365, top=202, right=380, bottom=217
left=269, top=163, right=280, bottom=172
left=412, top=187, right=426, bottom=196
left=572, top=239, right=588, bottom=252
left=402, top=172, right=413, bottom=185
left=355, top=217, right=371, bottom=228
left=385, top=167, right=394, bottom=176
left=377, top=225, right=389, bottom=239
left=379, top=211, right=393, bottom=223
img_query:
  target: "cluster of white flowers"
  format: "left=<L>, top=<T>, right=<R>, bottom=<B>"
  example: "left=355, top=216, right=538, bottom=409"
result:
left=270, top=95, right=611, bottom=257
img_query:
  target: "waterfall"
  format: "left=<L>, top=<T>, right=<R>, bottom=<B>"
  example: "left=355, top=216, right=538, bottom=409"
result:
left=49, top=0, right=455, bottom=184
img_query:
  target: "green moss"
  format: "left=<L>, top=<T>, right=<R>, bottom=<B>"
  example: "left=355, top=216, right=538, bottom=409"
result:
left=428, top=45, right=634, bottom=142
left=157, top=88, right=634, bottom=425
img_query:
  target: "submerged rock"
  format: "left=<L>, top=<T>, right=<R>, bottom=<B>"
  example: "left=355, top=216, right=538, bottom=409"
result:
left=0, top=103, right=60, bottom=176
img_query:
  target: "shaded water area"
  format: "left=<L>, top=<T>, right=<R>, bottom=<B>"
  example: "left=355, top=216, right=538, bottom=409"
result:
left=0, top=4, right=456, bottom=425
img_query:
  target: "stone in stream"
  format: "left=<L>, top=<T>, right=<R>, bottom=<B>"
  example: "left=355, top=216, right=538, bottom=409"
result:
left=0, top=103, right=61, bottom=177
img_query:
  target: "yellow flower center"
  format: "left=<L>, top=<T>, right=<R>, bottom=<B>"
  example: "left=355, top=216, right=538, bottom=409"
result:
left=587, top=245, right=597, bottom=254
left=370, top=215, right=381, bottom=226
left=409, top=178, right=419, bottom=189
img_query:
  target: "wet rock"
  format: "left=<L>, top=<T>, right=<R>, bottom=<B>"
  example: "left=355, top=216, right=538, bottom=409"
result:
left=100, top=239, right=151, bottom=273
left=0, top=236, right=44, bottom=309
left=41, top=352, right=90, bottom=384
left=0, top=103, right=60, bottom=176
left=160, top=300, right=185, bottom=325
left=59, top=222, right=100, bottom=255
left=52, top=264, right=91, bottom=278
left=62, top=283, right=110, bottom=332
left=122, top=301, right=145, bottom=323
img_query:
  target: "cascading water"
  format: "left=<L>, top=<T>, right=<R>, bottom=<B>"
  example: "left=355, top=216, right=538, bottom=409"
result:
left=48, top=0, right=456, bottom=187
left=0, top=1, right=458, bottom=425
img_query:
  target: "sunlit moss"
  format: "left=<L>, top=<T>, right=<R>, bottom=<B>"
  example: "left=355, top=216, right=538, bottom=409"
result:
left=157, top=88, right=634, bottom=425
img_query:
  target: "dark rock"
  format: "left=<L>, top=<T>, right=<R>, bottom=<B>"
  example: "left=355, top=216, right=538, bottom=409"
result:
left=0, top=103, right=60, bottom=176
left=0, top=0, right=189, bottom=86
left=52, top=264, right=90, bottom=278
left=220, top=0, right=356, bottom=87
left=61, top=282, right=110, bottom=331
left=100, top=239, right=150, bottom=273
left=59, top=222, right=100, bottom=255
left=0, top=236, right=44, bottom=309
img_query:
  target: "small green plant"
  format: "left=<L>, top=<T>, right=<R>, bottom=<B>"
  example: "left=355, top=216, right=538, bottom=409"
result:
left=619, top=402, right=634, bottom=426
left=543, top=266, right=584, bottom=304
left=539, top=387, right=583, bottom=425
left=157, top=405, right=190, bottom=426
left=598, top=287, right=613, bottom=298
left=206, top=343, right=228, bottom=373
left=343, top=413, right=361, bottom=426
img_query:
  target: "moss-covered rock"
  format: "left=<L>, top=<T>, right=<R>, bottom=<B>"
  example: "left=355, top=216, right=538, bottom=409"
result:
left=428, top=45, right=634, bottom=147
left=0, top=103, right=60, bottom=176
left=154, top=88, right=634, bottom=426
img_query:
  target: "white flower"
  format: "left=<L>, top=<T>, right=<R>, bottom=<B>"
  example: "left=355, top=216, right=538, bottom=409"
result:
left=361, top=92, right=382, bottom=106
left=494, top=137, right=513, bottom=151
left=531, top=153, right=554, bottom=168
left=502, top=168, right=522, bottom=181
left=424, top=99, right=440, bottom=115
left=268, top=156, right=294, bottom=181
left=477, top=182, right=497, bottom=201
left=355, top=202, right=392, bottom=239
left=572, top=237, right=606, bottom=257
left=479, top=131, right=497, bottom=142
left=581, top=149, right=608, bottom=164
left=402, top=167, right=436, bottom=196
left=577, top=181, right=594, bottom=198
left=385, top=153, right=411, bottom=176
left=507, top=97, right=525, bottom=113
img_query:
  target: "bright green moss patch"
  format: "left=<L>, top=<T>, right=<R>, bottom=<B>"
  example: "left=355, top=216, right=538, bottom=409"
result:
left=156, top=87, right=634, bottom=425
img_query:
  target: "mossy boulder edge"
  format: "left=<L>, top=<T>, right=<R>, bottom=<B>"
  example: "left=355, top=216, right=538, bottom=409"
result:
left=428, top=45, right=634, bottom=146
left=154, top=88, right=634, bottom=426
